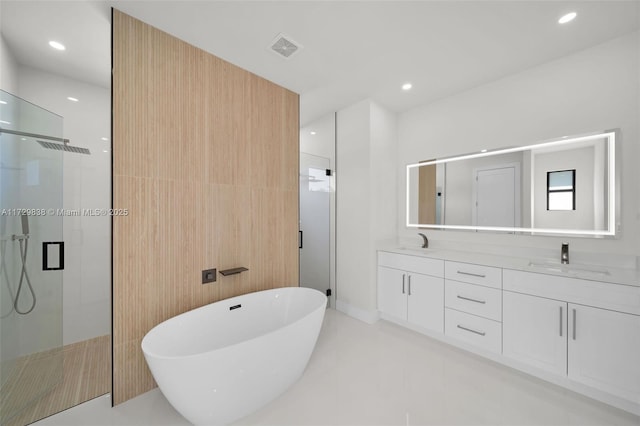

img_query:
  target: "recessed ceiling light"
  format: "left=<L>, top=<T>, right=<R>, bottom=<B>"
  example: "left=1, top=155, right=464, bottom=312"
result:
left=101, top=137, right=109, bottom=141
left=67, top=97, right=79, bottom=102
left=402, top=83, right=413, bottom=91
left=0, top=100, right=7, bottom=105
left=480, top=149, right=488, bottom=153
left=49, top=40, right=66, bottom=51
left=103, top=150, right=109, bottom=153
left=0, top=120, right=11, bottom=125
left=310, top=131, right=316, bottom=135
left=558, top=12, right=577, bottom=24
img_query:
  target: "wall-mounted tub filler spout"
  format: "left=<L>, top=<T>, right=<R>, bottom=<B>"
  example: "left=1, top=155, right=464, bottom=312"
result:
left=418, top=233, right=429, bottom=249
left=561, top=243, right=570, bottom=264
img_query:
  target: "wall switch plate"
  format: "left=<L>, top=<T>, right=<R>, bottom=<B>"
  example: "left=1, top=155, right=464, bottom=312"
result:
left=202, top=268, right=216, bottom=284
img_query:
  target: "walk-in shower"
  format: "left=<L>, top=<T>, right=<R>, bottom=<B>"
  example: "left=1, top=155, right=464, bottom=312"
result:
left=0, top=90, right=64, bottom=425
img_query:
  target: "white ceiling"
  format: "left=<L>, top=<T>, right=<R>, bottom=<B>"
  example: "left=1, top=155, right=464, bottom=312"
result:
left=1, top=1, right=638, bottom=126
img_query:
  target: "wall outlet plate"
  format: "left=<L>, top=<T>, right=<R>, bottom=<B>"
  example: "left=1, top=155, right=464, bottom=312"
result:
left=202, top=268, right=216, bottom=284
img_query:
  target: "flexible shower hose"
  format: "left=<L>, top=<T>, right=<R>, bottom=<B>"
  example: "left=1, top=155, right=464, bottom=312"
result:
left=0, top=240, right=16, bottom=318
left=14, top=237, right=36, bottom=315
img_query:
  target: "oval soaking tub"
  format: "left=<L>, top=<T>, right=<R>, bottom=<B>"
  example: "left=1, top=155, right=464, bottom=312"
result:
left=141, top=286, right=326, bottom=425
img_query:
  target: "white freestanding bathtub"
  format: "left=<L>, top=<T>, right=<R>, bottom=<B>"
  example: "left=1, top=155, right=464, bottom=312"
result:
left=141, top=286, right=326, bottom=425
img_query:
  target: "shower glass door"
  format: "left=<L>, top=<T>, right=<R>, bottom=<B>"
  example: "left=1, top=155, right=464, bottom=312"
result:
left=299, top=152, right=330, bottom=298
left=0, top=90, right=64, bottom=425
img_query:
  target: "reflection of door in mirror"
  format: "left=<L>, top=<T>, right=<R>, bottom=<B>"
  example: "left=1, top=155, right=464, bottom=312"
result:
left=418, top=162, right=436, bottom=225
left=472, top=162, right=521, bottom=228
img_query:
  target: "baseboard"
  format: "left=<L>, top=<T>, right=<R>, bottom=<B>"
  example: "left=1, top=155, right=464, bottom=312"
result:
left=335, top=300, right=380, bottom=324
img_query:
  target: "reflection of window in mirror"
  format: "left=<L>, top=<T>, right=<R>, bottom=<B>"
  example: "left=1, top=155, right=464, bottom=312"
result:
left=547, top=169, right=576, bottom=210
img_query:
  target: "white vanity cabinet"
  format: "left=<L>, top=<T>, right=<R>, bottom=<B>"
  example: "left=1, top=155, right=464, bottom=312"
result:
left=376, top=249, right=640, bottom=415
left=377, top=252, right=444, bottom=333
left=503, top=269, right=640, bottom=406
left=503, top=291, right=567, bottom=375
left=568, top=303, right=640, bottom=404
left=377, top=266, right=409, bottom=320
left=443, top=261, right=503, bottom=354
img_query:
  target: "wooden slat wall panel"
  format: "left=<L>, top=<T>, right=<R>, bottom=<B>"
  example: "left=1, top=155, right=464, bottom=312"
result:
left=112, top=10, right=299, bottom=405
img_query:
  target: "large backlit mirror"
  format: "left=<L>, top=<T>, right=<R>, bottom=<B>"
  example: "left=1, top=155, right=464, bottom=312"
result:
left=407, top=131, right=618, bottom=237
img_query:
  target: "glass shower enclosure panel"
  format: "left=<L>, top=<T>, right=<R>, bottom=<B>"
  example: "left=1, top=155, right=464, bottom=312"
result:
left=0, top=90, right=64, bottom=424
left=299, top=152, right=330, bottom=297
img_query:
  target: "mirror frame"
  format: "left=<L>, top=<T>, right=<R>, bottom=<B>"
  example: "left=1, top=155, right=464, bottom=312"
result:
left=406, top=130, right=620, bottom=238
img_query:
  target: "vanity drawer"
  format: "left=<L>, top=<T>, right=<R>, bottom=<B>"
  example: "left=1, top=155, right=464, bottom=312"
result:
left=445, top=280, right=502, bottom=321
left=445, top=308, right=502, bottom=354
left=445, top=261, right=502, bottom=289
left=378, top=251, right=444, bottom=277
left=503, top=269, right=640, bottom=316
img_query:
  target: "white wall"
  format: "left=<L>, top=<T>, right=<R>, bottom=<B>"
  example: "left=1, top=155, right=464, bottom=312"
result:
left=0, top=34, right=18, bottom=94
left=17, top=66, right=110, bottom=345
left=370, top=101, right=398, bottom=263
left=336, top=100, right=397, bottom=320
left=301, top=113, right=335, bottom=162
left=398, top=31, right=639, bottom=261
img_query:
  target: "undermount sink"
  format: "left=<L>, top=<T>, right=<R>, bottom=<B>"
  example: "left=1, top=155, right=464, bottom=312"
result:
left=527, top=261, right=610, bottom=277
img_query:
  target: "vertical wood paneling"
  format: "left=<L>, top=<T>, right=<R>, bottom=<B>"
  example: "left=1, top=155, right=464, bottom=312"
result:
left=112, top=10, right=299, bottom=405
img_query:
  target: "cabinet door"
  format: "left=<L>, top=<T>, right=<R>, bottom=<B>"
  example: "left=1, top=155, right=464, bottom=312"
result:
left=407, top=273, right=444, bottom=333
left=377, top=266, right=407, bottom=320
left=568, top=304, right=640, bottom=403
left=503, top=291, right=567, bottom=376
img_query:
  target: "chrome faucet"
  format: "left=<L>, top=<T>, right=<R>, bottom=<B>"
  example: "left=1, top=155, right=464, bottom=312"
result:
left=418, top=233, right=429, bottom=249
left=561, top=243, right=569, bottom=264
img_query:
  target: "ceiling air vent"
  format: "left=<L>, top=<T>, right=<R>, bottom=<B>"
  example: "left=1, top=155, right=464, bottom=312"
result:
left=269, top=33, right=302, bottom=59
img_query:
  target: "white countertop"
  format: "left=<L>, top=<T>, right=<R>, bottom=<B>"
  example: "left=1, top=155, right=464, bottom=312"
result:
left=378, top=245, right=640, bottom=287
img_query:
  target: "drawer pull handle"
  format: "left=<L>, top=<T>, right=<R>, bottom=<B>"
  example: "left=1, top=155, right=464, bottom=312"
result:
left=456, top=324, right=486, bottom=336
left=457, top=270, right=486, bottom=278
left=402, top=274, right=405, bottom=294
left=456, top=295, right=486, bottom=304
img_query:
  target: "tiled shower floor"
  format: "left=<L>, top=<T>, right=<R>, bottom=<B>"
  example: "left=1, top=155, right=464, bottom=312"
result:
left=2, top=335, right=110, bottom=426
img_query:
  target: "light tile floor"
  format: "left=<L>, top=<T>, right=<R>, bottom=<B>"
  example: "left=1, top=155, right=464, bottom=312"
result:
left=34, top=309, right=640, bottom=425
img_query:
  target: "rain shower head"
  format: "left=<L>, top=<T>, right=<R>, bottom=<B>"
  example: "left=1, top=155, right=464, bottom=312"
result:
left=1, top=127, right=91, bottom=155
left=37, top=140, right=90, bottom=155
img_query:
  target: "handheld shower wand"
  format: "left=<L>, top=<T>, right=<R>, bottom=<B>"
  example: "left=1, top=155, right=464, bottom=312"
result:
left=21, top=213, right=29, bottom=236
left=11, top=213, right=36, bottom=315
